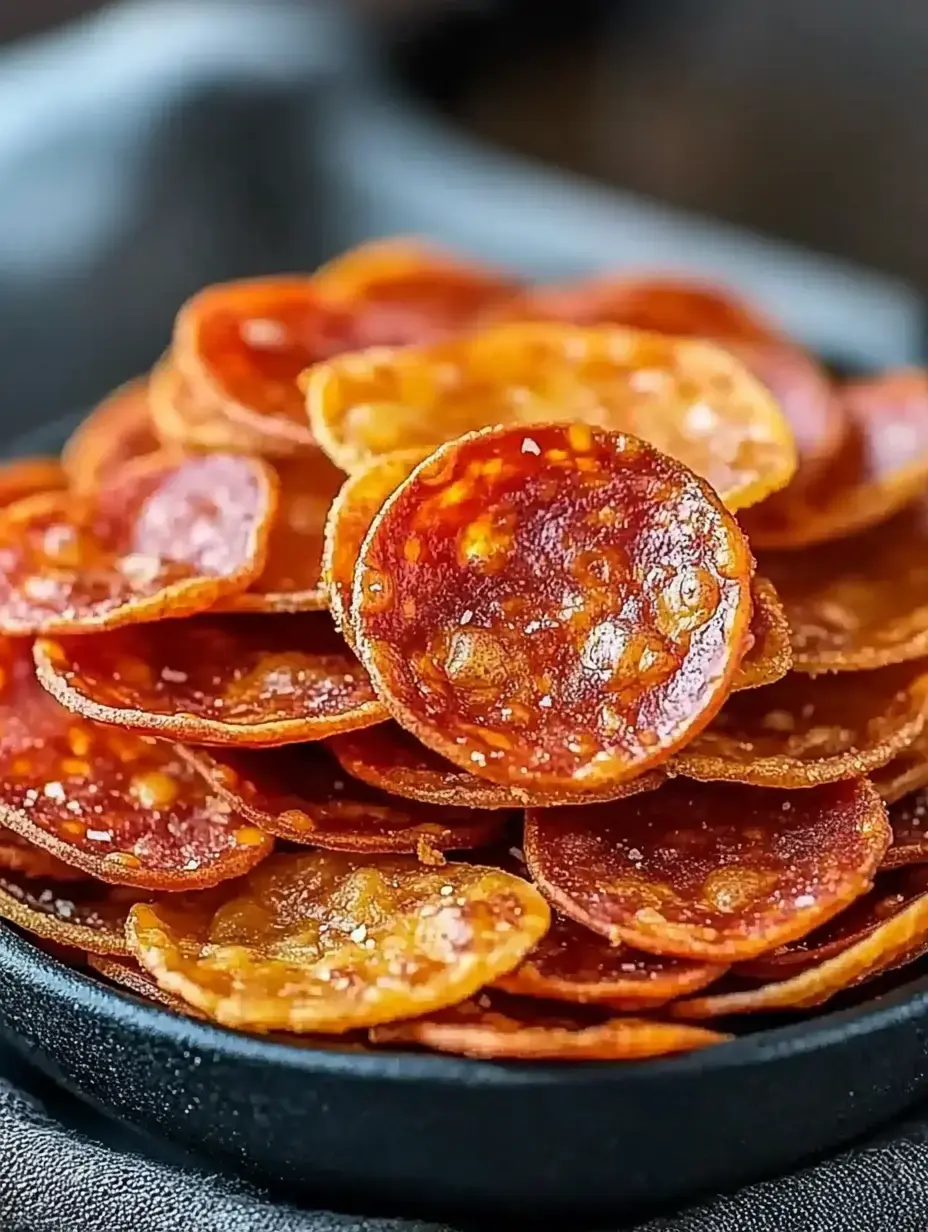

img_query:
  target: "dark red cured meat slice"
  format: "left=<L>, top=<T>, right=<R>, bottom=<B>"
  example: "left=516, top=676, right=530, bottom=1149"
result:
left=370, top=991, right=730, bottom=1060
left=179, top=743, right=509, bottom=855
left=34, top=613, right=386, bottom=747
left=353, top=423, right=754, bottom=795
left=0, top=452, right=276, bottom=635
left=218, top=452, right=345, bottom=613
left=62, top=378, right=161, bottom=493
left=883, top=786, right=928, bottom=869
left=739, top=865, right=928, bottom=980
left=327, top=721, right=666, bottom=810
left=0, top=868, right=143, bottom=955
left=0, top=638, right=273, bottom=889
left=524, top=778, right=890, bottom=961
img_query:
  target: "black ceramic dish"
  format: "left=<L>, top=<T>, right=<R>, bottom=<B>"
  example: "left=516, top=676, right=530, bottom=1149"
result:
left=2, top=417, right=928, bottom=1225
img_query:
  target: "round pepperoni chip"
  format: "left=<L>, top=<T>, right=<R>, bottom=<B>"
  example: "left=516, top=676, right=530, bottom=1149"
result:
left=312, top=237, right=519, bottom=347
left=34, top=613, right=385, bottom=748
left=126, top=851, right=551, bottom=1033
left=874, top=731, right=928, bottom=805
left=353, top=423, right=754, bottom=795
left=370, top=993, right=729, bottom=1060
left=524, top=778, right=890, bottom=961
left=0, top=457, right=66, bottom=508
left=762, top=496, right=928, bottom=673
left=0, top=870, right=142, bottom=955
left=87, top=954, right=205, bottom=1017
left=745, top=369, right=928, bottom=550
left=732, top=577, right=792, bottom=691
left=0, top=452, right=276, bottom=636
left=0, top=637, right=273, bottom=889
left=323, top=448, right=428, bottom=643
left=62, top=378, right=160, bottom=493
left=883, top=787, right=928, bottom=870
left=497, top=275, right=841, bottom=496
left=307, top=323, right=796, bottom=509
left=179, top=743, right=508, bottom=855
left=218, top=452, right=345, bottom=614
left=328, top=722, right=666, bottom=810
left=0, top=828, right=82, bottom=882
left=148, top=359, right=268, bottom=455
left=672, top=662, right=928, bottom=789
left=740, top=865, right=928, bottom=980
left=672, top=872, right=928, bottom=1017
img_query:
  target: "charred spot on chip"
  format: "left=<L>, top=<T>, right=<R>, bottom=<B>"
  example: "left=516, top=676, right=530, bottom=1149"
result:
left=0, top=452, right=277, bottom=636
left=524, top=778, right=890, bottom=961
left=762, top=496, right=928, bottom=672
left=218, top=452, right=345, bottom=614
left=126, top=850, right=550, bottom=1033
left=307, top=321, right=796, bottom=509
left=672, top=661, right=928, bottom=788
left=179, top=742, right=509, bottom=854
left=34, top=613, right=386, bottom=747
left=0, top=637, right=273, bottom=889
left=353, top=423, right=753, bottom=795
left=62, top=378, right=161, bottom=493
left=369, top=990, right=729, bottom=1060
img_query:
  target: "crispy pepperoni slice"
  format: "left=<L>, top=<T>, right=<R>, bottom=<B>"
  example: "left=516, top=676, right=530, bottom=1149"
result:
left=35, top=613, right=386, bottom=748
left=762, top=496, right=928, bottom=672
left=0, top=827, right=82, bottom=881
left=873, top=730, right=928, bottom=805
left=323, top=448, right=429, bottom=643
left=524, top=778, right=890, bottom=961
left=672, top=662, right=928, bottom=788
left=62, top=378, right=161, bottom=493
left=732, top=577, right=792, bottom=691
left=126, top=851, right=550, bottom=1032
left=218, top=453, right=345, bottom=614
left=0, top=637, right=273, bottom=888
left=307, top=323, right=796, bottom=509
left=0, top=457, right=66, bottom=507
left=673, top=871, right=928, bottom=1017
left=87, top=954, right=206, bottom=1017
left=745, top=370, right=928, bottom=550
left=739, top=865, right=928, bottom=980
left=328, top=722, right=666, bottom=810
left=496, top=854, right=726, bottom=1006
left=370, top=992, right=729, bottom=1060
left=0, top=452, right=276, bottom=636
left=0, top=870, right=142, bottom=955
left=883, top=787, right=928, bottom=870
left=498, top=275, right=842, bottom=495
left=179, top=743, right=508, bottom=855
left=312, top=238, right=518, bottom=347
left=353, top=423, right=753, bottom=795
left=148, top=359, right=269, bottom=455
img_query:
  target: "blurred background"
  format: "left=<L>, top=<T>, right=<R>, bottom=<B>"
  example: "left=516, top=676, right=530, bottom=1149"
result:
left=1, top=0, right=925, bottom=427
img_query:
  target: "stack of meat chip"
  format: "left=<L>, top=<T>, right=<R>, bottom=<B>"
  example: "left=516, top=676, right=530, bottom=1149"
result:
left=2, top=238, right=928, bottom=1060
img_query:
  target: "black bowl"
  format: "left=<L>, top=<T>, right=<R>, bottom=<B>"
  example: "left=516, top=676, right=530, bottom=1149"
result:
left=3, top=416, right=928, bottom=1225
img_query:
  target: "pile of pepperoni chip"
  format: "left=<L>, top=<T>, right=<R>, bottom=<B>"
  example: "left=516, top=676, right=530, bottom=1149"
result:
left=5, top=238, right=928, bottom=1063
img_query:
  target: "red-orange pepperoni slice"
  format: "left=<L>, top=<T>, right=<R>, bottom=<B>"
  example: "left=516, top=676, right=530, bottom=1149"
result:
left=0, top=638, right=273, bottom=888
left=746, top=369, right=928, bottom=550
left=62, top=378, right=161, bottom=493
left=732, top=576, right=792, bottom=691
left=524, top=778, right=890, bottom=961
left=672, top=662, right=928, bottom=788
left=370, top=993, right=729, bottom=1060
left=0, top=452, right=276, bottom=636
left=328, top=722, right=666, bottom=810
left=0, top=869, right=143, bottom=955
left=353, top=423, right=754, bottom=795
left=35, top=614, right=386, bottom=747
left=179, top=743, right=508, bottom=856
left=0, top=457, right=66, bottom=508
left=762, top=496, right=928, bottom=672
left=0, top=827, right=83, bottom=881
left=218, top=453, right=345, bottom=613
left=873, top=729, right=928, bottom=805
left=883, top=787, right=928, bottom=870
left=739, top=865, right=928, bottom=980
